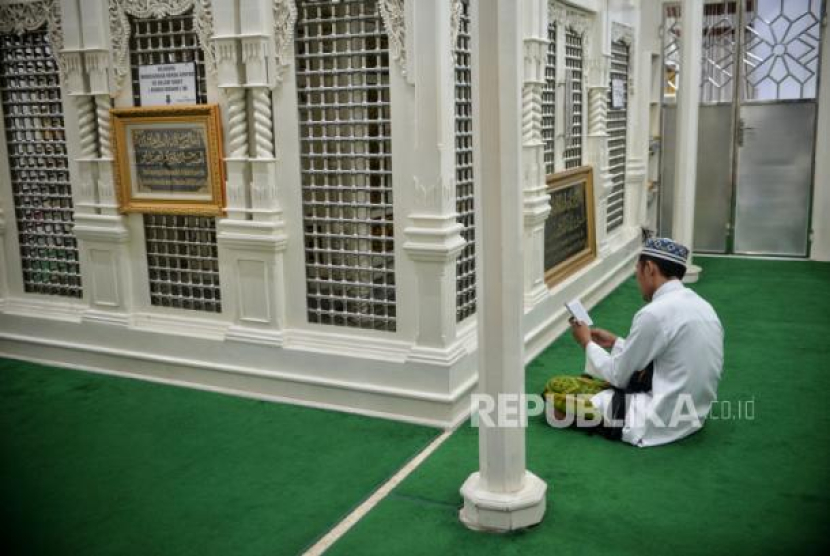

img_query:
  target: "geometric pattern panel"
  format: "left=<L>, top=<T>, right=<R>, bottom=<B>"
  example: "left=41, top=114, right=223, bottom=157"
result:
left=542, top=18, right=556, bottom=176
left=455, top=0, right=476, bottom=322
left=143, top=214, right=222, bottom=313
left=663, top=4, right=681, bottom=98
left=743, top=0, right=823, bottom=101
left=563, top=27, right=584, bottom=169
left=701, top=1, right=739, bottom=104
left=606, top=40, right=629, bottom=233
left=664, top=0, right=823, bottom=103
left=295, top=0, right=397, bottom=332
left=0, top=27, right=82, bottom=298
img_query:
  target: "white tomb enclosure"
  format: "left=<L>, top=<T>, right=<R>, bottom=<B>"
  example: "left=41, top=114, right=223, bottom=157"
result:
left=0, top=0, right=655, bottom=427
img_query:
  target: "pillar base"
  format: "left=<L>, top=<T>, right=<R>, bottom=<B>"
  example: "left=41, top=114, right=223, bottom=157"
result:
left=459, top=471, right=547, bottom=532
left=683, top=263, right=702, bottom=284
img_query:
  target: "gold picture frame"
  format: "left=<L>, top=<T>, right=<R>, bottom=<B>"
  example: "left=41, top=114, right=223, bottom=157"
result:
left=112, top=104, right=225, bottom=216
left=543, top=165, right=597, bottom=287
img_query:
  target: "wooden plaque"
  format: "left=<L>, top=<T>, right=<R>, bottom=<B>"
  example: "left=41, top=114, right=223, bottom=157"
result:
left=544, top=165, right=597, bottom=287
left=112, top=104, right=225, bottom=216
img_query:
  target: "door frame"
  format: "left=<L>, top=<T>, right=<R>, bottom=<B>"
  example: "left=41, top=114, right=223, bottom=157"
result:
left=658, top=0, right=828, bottom=257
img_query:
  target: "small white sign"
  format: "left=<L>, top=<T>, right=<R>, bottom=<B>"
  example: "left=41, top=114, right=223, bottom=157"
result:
left=139, top=63, right=197, bottom=106
left=611, top=78, right=626, bottom=109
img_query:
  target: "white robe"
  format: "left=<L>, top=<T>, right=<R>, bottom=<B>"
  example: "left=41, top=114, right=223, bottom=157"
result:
left=586, top=280, right=724, bottom=447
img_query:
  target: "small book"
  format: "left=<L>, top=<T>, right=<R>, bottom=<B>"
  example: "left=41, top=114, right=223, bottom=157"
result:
left=565, top=299, right=593, bottom=326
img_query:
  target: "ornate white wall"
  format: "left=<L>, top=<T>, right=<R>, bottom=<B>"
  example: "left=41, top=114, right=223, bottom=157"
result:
left=0, top=0, right=648, bottom=426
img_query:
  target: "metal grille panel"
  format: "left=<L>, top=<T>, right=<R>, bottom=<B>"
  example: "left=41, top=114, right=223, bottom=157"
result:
left=663, top=2, right=764, bottom=103
left=0, top=28, right=82, bottom=297
left=701, top=2, right=738, bottom=104
left=542, top=19, right=556, bottom=176
left=663, top=5, right=681, bottom=97
left=129, top=12, right=221, bottom=313
left=143, top=214, right=221, bottom=312
left=564, top=28, right=583, bottom=169
left=743, top=0, right=822, bottom=101
left=295, top=0, right=397, bottom=332
left=607, top=40, right=629, bottom=233
left=455, top=0, right=475, bottom=322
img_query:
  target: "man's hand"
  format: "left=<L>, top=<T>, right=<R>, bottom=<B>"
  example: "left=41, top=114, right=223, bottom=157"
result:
left=590, top=328, right=618, bottom=350
left=569, top=318, right=592, bottom=349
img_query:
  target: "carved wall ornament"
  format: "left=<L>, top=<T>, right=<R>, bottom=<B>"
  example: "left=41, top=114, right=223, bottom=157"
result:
left=0, top=0, right=64, bottom=73
left=565, top=7, right=592, bottom=39
left=548, top=1, right=566, bottom=26
left=451, top=0, right=463, bottom=63
left=76, top=96, right=98, bottom=159
left=611, top=21, right=636, bottom=95
left=611, top=21, right=634, bottom=46
left=272, top=0, right=407, bottom=82
left=109, top=0, right=216, bottom=95
left=546, top=2, right=594, bottom=81
left=272, top=0, right=298, bottom=81
left=377, top=0, right=407, bottom=78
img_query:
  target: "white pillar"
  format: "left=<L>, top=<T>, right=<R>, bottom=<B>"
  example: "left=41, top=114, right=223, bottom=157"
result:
left=810, top=6, right=830, bottom=261
left=585, top=10, right=613, bottom=255
left=460, top=0, right=546, bottom=532
left=672, top=0, right=703, bottom=281
left=403, top=0, right=466, bottom=362
left=520, top=0, right=552, bottom=311
left=220, top=0, right=288, bottom=346
left=70, top=0, right=134, bottom=325
left=213, top=0, right=249, bottom=220
left=0, top=211, right=7, bottom=306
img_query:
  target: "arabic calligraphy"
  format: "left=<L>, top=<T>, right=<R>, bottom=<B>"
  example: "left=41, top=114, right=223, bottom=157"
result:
left=132, top=127, right=209, bottom=193
left=544, top=180, right=589, bottom=271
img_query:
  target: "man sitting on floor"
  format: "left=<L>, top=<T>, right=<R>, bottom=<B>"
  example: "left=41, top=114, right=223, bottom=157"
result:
left=543, top=237, right=724, bottom=447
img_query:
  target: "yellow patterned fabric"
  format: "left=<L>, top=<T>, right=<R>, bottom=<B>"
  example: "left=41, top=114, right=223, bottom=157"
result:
left=543, top=375, right=612, bottom=421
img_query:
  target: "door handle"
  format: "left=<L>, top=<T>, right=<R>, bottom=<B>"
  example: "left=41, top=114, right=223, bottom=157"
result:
left=737, top=118, right=755, bottom=147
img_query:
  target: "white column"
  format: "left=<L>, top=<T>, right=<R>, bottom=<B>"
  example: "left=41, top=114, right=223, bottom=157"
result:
left=672, top=0, right=703, bottom=281
left=460, top=0, right=546, bottom=532
left=0, top=211, right=7, bottom=306
left=60, top=0, right=96, bottom=215
left=810, top=7, right=830, bottom=261
left=220, top=0, right=288, bottom=346
left=67, top=0, right=133, bottom=325
left=617, top=23, right=646, bottom=233
left=403, top=0, right=466, bottom=363
left=520, top=0, right=551, bottom=311
left=213, top=0, right=249, bottom=220
left=585, top=11, right=613, bottom=254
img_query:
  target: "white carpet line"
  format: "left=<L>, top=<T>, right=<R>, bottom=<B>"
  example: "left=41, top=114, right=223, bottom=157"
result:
left=302, top=428, right=455, bottom=556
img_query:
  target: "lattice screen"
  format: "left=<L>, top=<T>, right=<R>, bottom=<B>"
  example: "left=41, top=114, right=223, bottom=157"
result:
left=143, top=214, right=221, bottom=312
left=542, top=19, right=556, bottom=176
left=563, top=27, right=584, bottom=169
left=663, top=5, right=681, bottom=97
left=129, top=11, right=221, bottom=313
left=455, top=0, right=475, bottom=322
left=606, top=40, right=629, bottom=233
left=0, top=27, right=82, bottom=298
left=295, top=0, right=397, bottom=332
left=700, top=2, right=738, bottom=104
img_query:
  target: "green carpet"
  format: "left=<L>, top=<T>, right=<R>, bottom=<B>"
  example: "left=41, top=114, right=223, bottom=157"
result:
left=0, top=359, right=439, bottom=556
left=327, top=257, right=830, bottom=556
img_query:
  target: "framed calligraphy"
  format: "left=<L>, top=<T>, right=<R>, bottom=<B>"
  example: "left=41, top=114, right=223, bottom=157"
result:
left=544, top=165, right=597, bottom=287
left=111, top=105, right=225, bottom=215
